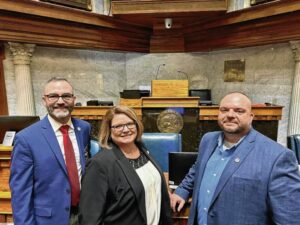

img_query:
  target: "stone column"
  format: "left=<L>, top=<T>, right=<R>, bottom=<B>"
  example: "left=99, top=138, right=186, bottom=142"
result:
left=288, top=41, right=300, bottom=135
left=8, top=42, right=36, bottom=115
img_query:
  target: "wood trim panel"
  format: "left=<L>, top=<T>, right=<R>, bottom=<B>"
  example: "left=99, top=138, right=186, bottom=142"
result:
left=0, top=0, right=149, bottom=33
left=185, top=11, right=300, bottom=52
left=0, top=43, right=8, bottom=115
left=150, top=0, right=300, bottom=52
left=150, top=35, right=185, bottom=53
left=0, top=11, right=150, bottom=52
left=184, top=0, right=300, bottom=33
left=0, top=0, right=300, bottom=53
left=199, top=105, right=283, bottom=121
left=0, top=0, right=151, bottom=52
left=72, top=105, right=283, bottom=121
left=112, top=0, right=227, bottom=15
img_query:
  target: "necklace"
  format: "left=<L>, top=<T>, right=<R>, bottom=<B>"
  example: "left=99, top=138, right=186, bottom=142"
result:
left=128, top=151, right=149, bottom=169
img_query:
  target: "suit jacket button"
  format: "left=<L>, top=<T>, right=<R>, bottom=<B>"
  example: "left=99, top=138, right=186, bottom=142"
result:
left=66, top=189, right=70, bottom=194
left=65, top=207, right=70, bottom=211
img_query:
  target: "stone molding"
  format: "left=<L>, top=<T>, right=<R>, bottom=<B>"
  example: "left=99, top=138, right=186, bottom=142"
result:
left=8, top=42, right=35, bottom=65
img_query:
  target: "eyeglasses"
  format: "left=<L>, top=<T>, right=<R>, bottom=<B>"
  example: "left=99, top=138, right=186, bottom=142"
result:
left=111, top=122, right=136, bottom=132
left=44, top=94, right=74, bottom=102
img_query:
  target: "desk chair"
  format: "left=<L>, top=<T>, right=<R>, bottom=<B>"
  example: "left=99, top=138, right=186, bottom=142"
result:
left=89, top=139, right=101, bottom=157
left=142, top=133, right=182, bottom=172
left=89, top=133, right=182, bottom=172
left=287, top=134, right=300, bottom=164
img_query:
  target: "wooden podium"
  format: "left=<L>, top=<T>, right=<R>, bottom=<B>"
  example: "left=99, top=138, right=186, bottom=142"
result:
left=142, top=97, right=199, bottom=107
left=151, top=80, right=189, bottom=97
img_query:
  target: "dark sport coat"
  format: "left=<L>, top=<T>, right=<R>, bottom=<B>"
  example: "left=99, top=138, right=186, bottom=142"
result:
left=79, top=142, right=173, bottom=225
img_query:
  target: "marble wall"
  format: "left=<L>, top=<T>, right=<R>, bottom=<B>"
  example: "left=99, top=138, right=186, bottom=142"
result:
left=3, top=42, right=294, bottom=145
left=4, top=45, right=126, bottom=116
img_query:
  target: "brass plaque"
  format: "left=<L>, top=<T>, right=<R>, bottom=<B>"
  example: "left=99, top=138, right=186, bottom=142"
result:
left=157, top=109, right=183, bottom=133
left=224, top=59, right=245, bottom=82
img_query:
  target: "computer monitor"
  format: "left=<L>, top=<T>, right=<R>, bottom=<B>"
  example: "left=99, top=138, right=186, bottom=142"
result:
left=0, top=116, right=40, bottom=143
left=189, top=89, right=212, bottom=105
left=98, top=101, right=113, bottom=106
left=169, top=152, right=198, bottom=189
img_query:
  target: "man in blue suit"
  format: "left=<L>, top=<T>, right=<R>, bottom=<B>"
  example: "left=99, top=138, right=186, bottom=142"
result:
left=10, top=77, right=91, bottom=225
left=171, top=92, right=300, bottom=225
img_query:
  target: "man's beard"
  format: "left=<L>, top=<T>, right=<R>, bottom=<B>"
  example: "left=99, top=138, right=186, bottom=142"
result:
left=47, top=106, right=73, bottom=119
left=218, top=120, right=244, bottom=134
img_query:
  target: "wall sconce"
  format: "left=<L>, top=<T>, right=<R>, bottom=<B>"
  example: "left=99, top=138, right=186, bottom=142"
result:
left=164, top=18, right=172, bottom=29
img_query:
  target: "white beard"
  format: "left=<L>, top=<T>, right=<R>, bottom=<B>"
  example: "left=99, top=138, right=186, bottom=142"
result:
left=52, top=110, right=70, bottom=119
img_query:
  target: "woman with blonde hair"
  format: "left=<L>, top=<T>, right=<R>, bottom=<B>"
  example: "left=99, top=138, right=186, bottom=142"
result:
left=79, top=106, right=172, bottom=225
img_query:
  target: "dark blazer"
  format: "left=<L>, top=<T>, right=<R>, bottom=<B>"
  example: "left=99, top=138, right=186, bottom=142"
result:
left=175, top=129, right=300, bottom=225
left=79, top=142, right=173, bottom=225
left=9, top=116, right=91, bottom=225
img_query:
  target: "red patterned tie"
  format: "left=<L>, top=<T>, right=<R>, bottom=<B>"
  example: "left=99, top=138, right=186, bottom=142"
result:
left=60, top=125, right=80, bottom=206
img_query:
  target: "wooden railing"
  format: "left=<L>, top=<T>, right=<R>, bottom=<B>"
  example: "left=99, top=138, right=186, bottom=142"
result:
left=72, top=100, right=283, bottom=121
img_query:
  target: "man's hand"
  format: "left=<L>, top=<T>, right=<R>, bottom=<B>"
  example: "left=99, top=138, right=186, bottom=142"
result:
left=170, top=193, right=186, bottom=212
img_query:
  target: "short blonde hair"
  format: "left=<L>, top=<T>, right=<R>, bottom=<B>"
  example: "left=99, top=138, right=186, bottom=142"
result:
left=99, top=106, right=144, bottom=149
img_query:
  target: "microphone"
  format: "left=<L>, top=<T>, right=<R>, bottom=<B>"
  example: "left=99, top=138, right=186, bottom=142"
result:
left=155, top=64, right=165, bottom=79
left=177, top=70, right=188, bottom=80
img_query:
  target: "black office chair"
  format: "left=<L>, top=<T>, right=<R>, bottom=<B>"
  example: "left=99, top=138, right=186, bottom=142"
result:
left=287, top=134, right=300, bottom=164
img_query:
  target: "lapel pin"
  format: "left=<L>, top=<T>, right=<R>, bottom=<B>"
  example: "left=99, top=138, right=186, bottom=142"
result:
left=77, top=127, right=81, bottom=131
left=234, top=157, right=240, bottom=163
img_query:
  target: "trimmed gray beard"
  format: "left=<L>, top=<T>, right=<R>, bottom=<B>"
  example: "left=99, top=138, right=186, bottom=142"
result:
left=47, top=106, right=72, bottom=120
left=52, top=110, right=70, bottom=119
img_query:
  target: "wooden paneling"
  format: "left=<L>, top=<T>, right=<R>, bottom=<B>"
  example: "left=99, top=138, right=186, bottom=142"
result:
left=0, top=145, right=12, bottom=223
left=0, top=160, right=10, bottom=192
left=185, top=11, right=300, bottom=52
left=40, top=0, right=92, bottom=11
left=0, top=146, right=12, bottom=192
left=0, top=0, right=300, bottom=53
left=150, top=35, right=185, bottom=53
left=0, top=0, right=151, bottom=52
left=119, top=98, right=142, bottom=107
left=142, top=97, right=199, bottom=107
left=151, top=80, right=189, bottom=97
left=112, top=0, right=227, bottom=14
left=0, top=43, right=8, bottom=115
left=184, top=0, right=300, bottom=33
left=0, top=0, right=149, bottom=31
left=199, top=105, right=283, bottom=120
left=149, top=0, right=300, bottom=52
left=72, top=104, right=282, bottom=121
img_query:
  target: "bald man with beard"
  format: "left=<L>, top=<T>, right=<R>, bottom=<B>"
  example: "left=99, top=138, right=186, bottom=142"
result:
left=171, top=92, right=300, bottom=225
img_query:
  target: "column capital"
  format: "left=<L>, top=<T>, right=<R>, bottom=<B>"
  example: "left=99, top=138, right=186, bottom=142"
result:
left=290, top=41, right=300, bottom=62
left=8, top=42, right=35, bottom=65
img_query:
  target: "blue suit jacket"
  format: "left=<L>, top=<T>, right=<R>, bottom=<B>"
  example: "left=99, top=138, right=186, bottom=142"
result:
left=175, top=129, right=300, bottom=225
left=9, top=116, right=91, bottom=225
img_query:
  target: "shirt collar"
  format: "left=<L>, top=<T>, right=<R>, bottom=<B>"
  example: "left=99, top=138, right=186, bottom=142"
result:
left=217, top=133, right=246, bottom=152
left=47, top=115, right=73, bottom=132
